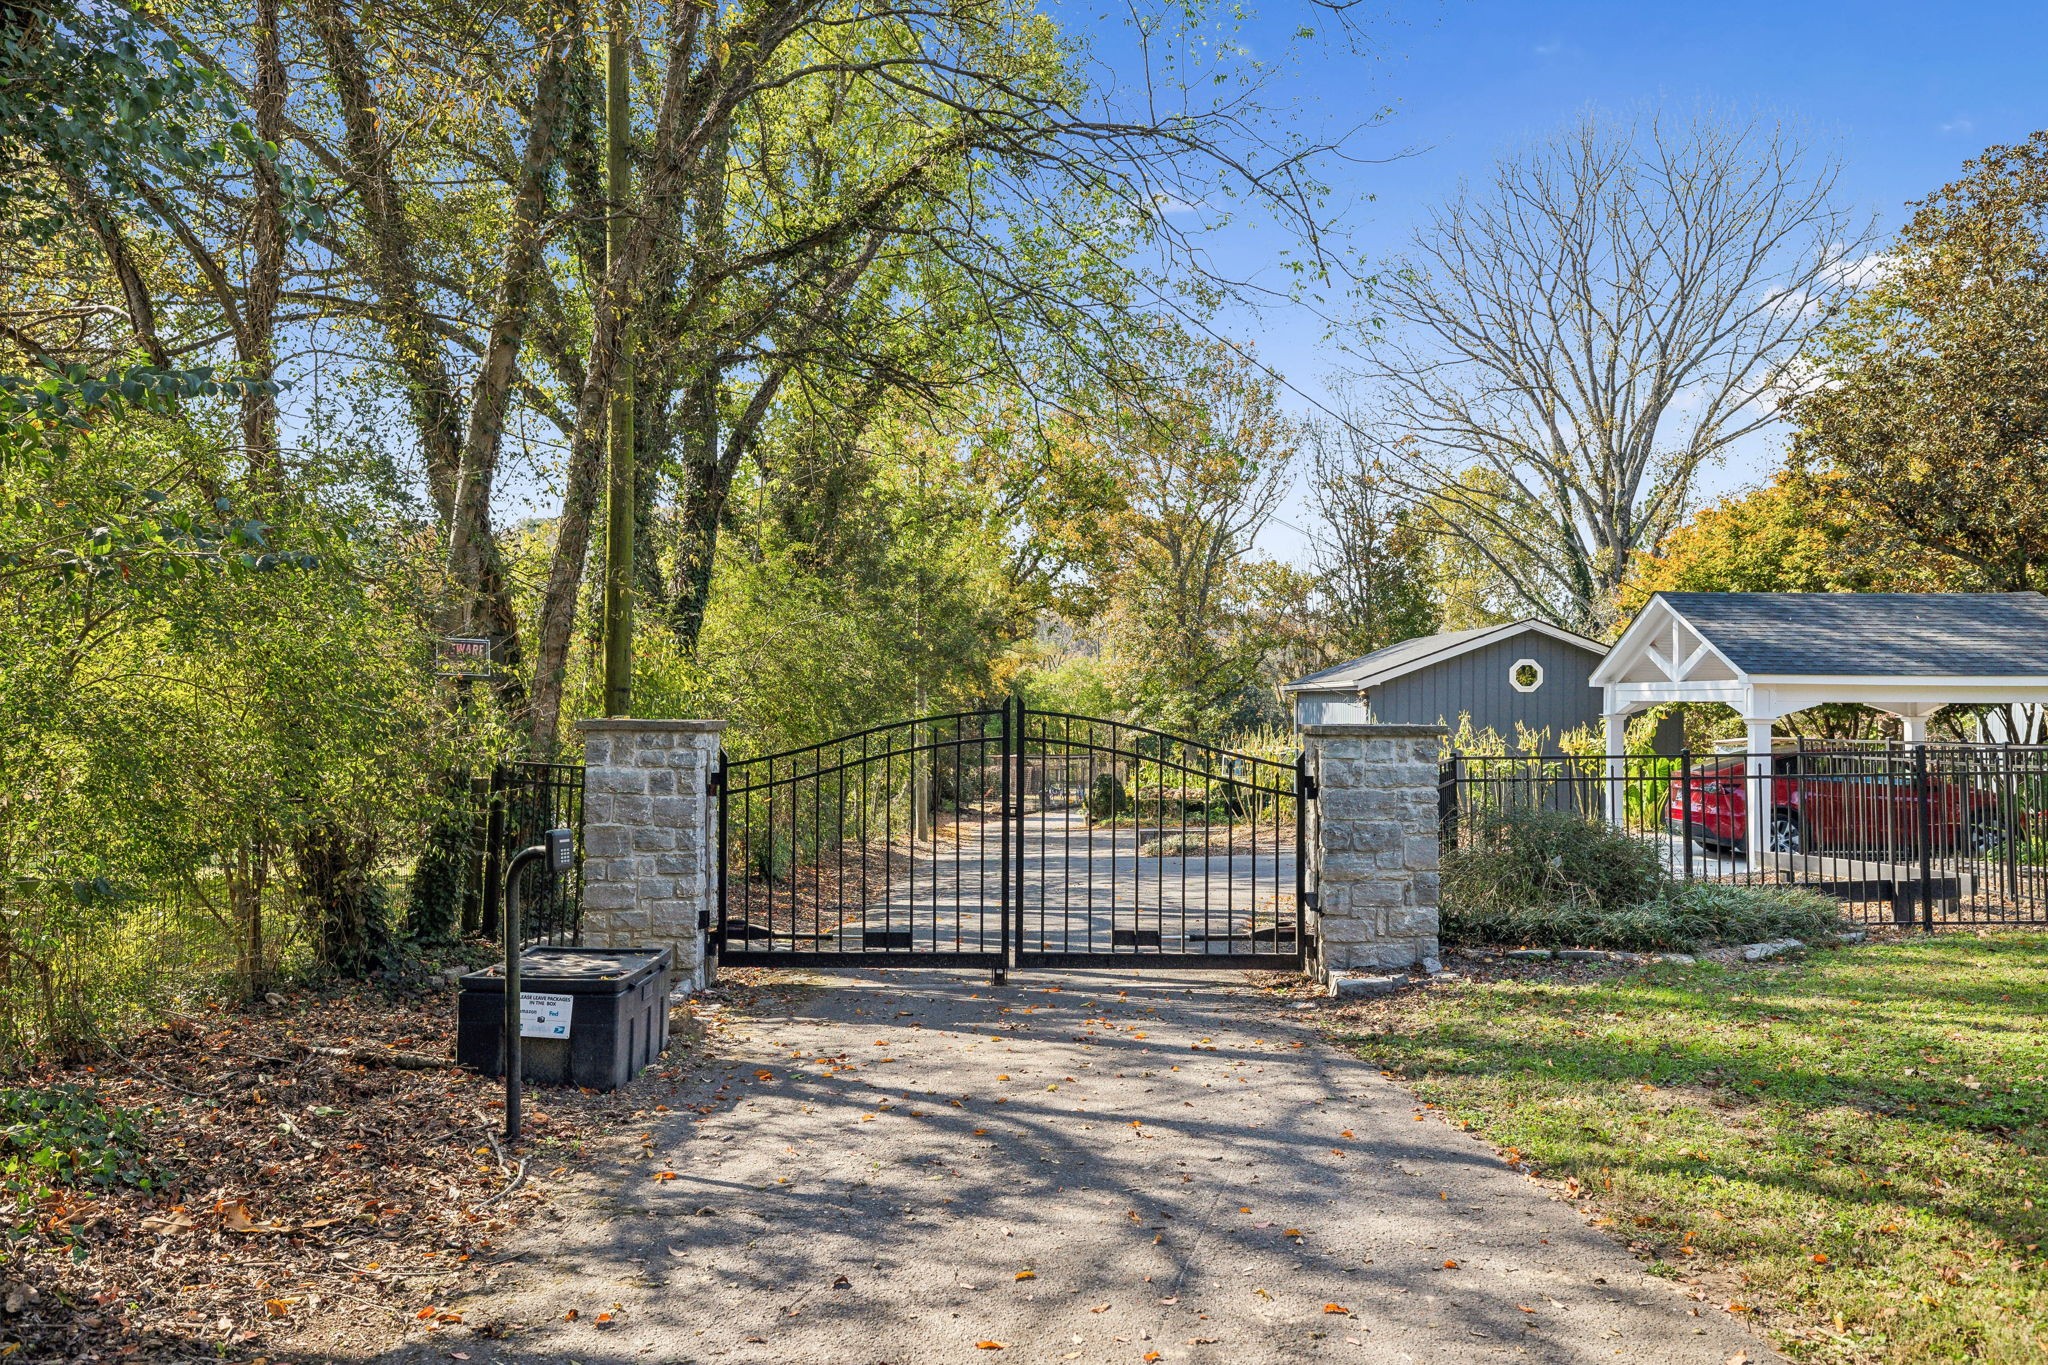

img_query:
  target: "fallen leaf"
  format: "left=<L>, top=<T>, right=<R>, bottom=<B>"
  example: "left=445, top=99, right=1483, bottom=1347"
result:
left=1283, top=1228, right=1302, bottom=1238
left=140, top=1209, right=198, bottom=1236
left=1323, top=1303, right=1350, bottom=1314
left=1144, top=1353, right=1162, bottom=1362
left=561, top=1309, right=579, bottom=1322
left=1015, top=1269, right=1036, bottom=1281
left=653, top=1171, right=678, bottom=1182
left=974, top=1341, right=1006, bottom=1351
left=264, top=1299, right=293, bottom=1318
left=217, top=1200, right=280, bottom=1234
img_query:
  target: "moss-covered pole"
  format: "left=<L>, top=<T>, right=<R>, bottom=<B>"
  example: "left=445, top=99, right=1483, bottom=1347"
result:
left=601, top=0, right=635, bottom=717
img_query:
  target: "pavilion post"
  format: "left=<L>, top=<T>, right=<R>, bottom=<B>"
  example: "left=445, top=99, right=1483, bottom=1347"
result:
left=1743, top=715, right=1775, bottom=876
left=1602, top=710, right=1628, bottom=829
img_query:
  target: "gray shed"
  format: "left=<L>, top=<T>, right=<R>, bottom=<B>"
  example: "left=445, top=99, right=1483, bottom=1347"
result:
left=1283, top=619, right=1609, bottom=742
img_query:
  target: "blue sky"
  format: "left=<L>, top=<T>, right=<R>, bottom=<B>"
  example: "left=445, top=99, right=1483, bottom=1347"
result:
left=1099, top=0, right=2048, bottom=556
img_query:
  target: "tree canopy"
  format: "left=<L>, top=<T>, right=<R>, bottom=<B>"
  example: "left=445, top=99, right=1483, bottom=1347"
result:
left=1789, top=131, right=2048, bottom=591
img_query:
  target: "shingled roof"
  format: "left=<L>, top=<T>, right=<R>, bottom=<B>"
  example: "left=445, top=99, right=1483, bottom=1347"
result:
left=1284, top=618, right=1607, bottom=693
left=1656, top=592, right=2048, bottom=677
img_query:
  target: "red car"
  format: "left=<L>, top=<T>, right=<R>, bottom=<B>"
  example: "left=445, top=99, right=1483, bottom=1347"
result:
left=1666, top=753, right=2009, bottom=856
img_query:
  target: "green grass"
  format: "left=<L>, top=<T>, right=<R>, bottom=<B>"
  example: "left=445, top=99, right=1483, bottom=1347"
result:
left=1335, top=936, right=2048, bottom=1362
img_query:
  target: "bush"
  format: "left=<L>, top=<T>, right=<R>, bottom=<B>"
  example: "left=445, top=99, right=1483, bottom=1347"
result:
left=1444, top=806, right=1666, bottom=915
left=1, top=1085, right=155, bottom=1239
left=1441, top=805, right=1850, bottom=950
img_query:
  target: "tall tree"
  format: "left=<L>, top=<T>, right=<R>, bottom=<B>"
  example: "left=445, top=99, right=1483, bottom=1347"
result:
left=1789, top=131, right=2048, bottom=590
left=1619, top=470, right=1955, bottom=615
left=1301, top=414, right=1437, bottom=665
left=1347, top=110, right=1866, bottom=632
left=1092, top=336, right=1295, bottom=733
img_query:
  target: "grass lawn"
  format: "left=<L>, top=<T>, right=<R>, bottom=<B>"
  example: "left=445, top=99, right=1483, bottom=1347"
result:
left=1330, top=935, right=2048, bottom=1363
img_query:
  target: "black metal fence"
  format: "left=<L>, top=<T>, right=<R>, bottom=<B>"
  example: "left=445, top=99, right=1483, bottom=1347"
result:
left=482, top=761, right=585, bottom=947
left=1439, top=744, right=2048, bottom=928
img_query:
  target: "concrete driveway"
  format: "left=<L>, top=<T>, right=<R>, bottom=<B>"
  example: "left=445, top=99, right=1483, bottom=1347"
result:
left=369, top=969, right=1773, bottom=1364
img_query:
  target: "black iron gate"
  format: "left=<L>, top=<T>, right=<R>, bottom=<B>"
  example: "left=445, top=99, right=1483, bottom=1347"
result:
left=481, top=760, right=586, bottom=947
left=716, top=701, right=1308, bottom=972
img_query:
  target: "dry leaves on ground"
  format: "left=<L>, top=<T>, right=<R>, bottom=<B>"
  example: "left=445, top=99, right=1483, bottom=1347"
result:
left=0, top=979, right=672, bottom=1364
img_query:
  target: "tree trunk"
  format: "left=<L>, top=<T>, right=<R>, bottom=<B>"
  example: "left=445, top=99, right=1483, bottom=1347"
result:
left=296, top=826, right=390, bottom=977
left=306, top=0, right=466, bottom=522
left=445, top=19, right=576, bottom=714
left=242, top=0, right=288, bottom=486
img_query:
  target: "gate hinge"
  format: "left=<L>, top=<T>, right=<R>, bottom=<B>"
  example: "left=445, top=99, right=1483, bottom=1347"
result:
left=697, top=909, right=711, bottom=931
left=707, top=764, right=723, bottom=796
left=1299, top=773, right=1319, bottom=800
left=1302, top=890, right=1320, bottom=913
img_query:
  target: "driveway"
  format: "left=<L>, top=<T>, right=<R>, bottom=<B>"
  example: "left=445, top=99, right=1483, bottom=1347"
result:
left=369, top=970, right=1773, bottom=1364
left=743, top=808, right=1297, bottom=958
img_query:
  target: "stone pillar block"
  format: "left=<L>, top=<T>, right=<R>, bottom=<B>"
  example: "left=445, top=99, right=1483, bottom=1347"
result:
left=1301, top=724, right=1445, bottom=981
left=575, top=718, right=727, bottom=995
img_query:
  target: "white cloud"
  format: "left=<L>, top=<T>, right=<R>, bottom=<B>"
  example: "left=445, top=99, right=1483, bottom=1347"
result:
left=1533, top=38, right=1564, bottom=56
left=1939, top=116, right=1975, bottom=135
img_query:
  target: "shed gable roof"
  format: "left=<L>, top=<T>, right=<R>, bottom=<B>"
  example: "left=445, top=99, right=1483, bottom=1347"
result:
left=1649, top=592, right=2048, bottom=678
left=1284, top=618, right=1608, bottom=694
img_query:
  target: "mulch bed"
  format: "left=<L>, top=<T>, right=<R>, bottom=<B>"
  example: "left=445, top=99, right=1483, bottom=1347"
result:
left=0, top=978, right=689, bottom=1364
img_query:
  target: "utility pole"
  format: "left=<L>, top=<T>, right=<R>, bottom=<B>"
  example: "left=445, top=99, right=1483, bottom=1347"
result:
left=600, top=0, right=635, bottom=717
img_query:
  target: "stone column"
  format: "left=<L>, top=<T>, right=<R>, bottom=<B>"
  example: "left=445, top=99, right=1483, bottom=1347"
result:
left=575, top=719, right=726, bottom=994
left=1301, top=723, right=1445, bottom=984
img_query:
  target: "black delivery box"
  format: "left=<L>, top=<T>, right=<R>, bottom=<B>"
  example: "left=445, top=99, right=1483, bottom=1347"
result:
left=457, top=945, right=672, bottom=1090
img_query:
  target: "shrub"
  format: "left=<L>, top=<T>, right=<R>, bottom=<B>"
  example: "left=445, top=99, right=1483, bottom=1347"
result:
left=1443, top=805, right=1666, bottom=916
left=1, top=1086, right=155, bottom=1240
left=1441, top=805, right=1850, bottom=950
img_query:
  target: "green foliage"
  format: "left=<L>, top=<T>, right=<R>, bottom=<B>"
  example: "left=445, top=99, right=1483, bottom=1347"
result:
left=1, top=1085, right=154, bottom=1234
left=1621, top=471, right=1949, bottom=611
left=1084, top=333, right=1298, bottom=737
left=1018, top=653, right=1118, bottom=719
left=1442, top=804, right=1849, bottom=950
left=1444, top=805, right=1667, bottom=917
left=1790, top=132, right=2048, bottom=591
left=0, top=404, right=496, bottom=1057
left=0, top=1, right=303, bottom=247
left=604, top=418, right=1019, bottom=757
left=402, top=784, right=482, bottom=942
left=1444, top=881, right=1847, bottom=952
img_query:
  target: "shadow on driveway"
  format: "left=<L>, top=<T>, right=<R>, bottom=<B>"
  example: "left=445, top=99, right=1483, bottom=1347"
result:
left=350, top=968, right=1775, bottom=1364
